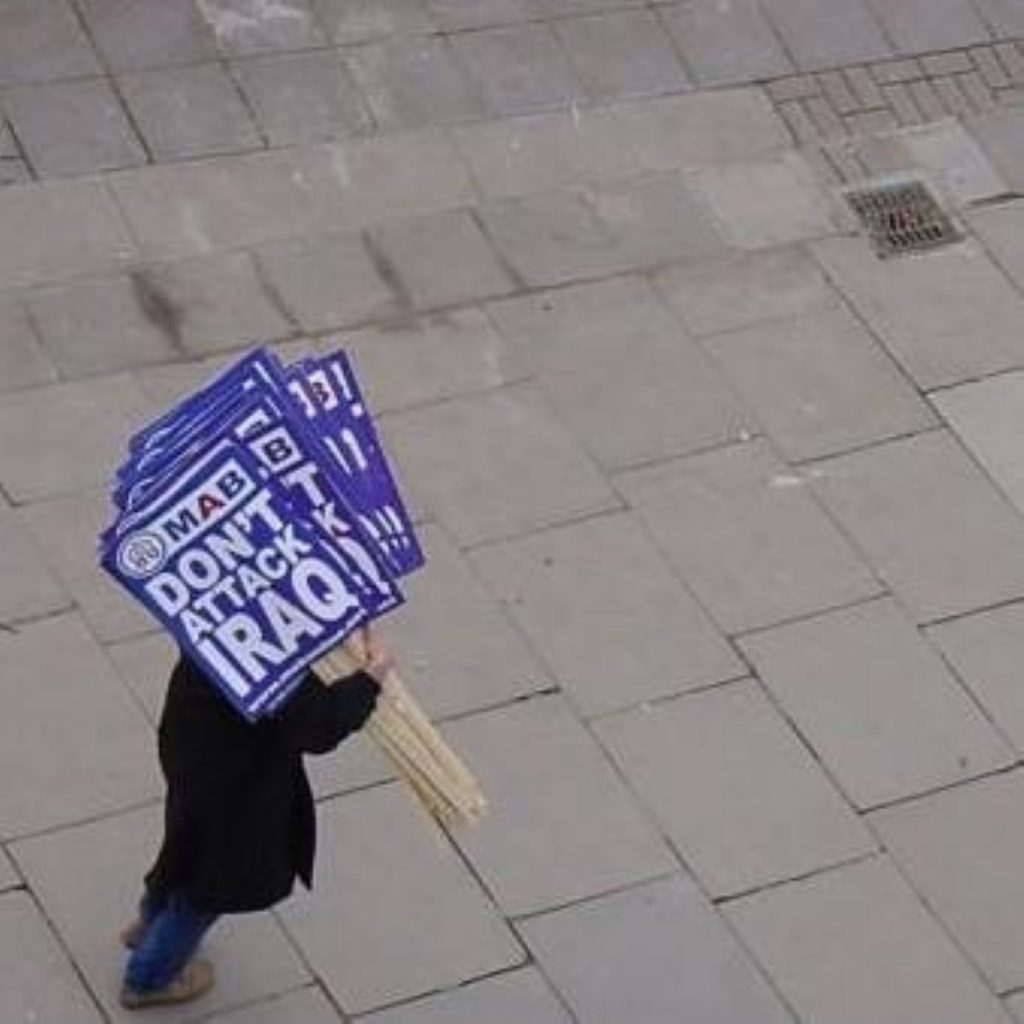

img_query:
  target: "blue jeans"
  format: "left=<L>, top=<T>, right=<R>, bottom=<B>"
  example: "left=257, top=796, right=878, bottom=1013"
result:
left=124, top=891, right=218, bottom=992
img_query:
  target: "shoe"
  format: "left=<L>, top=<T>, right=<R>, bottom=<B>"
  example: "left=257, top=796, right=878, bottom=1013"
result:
left=120, top=959, right=215, bottom=1009
left=119, top=919, right=146, bottom=950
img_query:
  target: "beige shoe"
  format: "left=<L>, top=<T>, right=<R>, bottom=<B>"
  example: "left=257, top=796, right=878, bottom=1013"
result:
left=120, top=959, right=215, bottom=1010
left=119, top=919, right=146, bottom=950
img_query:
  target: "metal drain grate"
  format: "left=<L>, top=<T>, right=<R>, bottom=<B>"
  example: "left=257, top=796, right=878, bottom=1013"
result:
left=844, top=180, right=961, bottom=258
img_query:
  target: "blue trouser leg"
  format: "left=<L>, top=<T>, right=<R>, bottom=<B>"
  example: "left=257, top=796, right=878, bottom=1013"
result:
left=124, top=892, right=217, bottom=993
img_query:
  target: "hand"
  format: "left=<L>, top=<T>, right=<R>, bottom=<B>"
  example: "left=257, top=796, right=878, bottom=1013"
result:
left=362, top=629, right=395, bottom=684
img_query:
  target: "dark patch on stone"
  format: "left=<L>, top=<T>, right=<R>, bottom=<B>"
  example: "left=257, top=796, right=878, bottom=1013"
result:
left=130, top=270, right=185, bottom=351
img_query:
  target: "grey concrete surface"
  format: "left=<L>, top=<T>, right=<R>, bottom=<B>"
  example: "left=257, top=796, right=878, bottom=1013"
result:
left=5, top=1, right=1024, bottom=1020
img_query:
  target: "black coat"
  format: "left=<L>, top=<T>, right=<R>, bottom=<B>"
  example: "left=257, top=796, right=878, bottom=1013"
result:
left=145, top=656, right=380, bottom=915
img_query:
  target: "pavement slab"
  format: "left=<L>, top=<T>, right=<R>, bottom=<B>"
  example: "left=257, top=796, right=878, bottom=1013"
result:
left=205, top=986, right=343, bottom=1023
left=361, top=967, right=572, bottom=1024
left=926, top=602, right=1024, bottom=755
left=932, top=370, right=1024, bottom=514
left=521, top=874, right=796, bottom=1024
left=196, top=0, right=328, bottom=55
left=724, top=857, right=1012, bottom=1024
left=702, top=301, right=936, bottom=462
left=118, top=64, right=264, bottom=162
left=469, top=512, right=742, bottom=717
left=329, top=308, right=527, bottom=414
left=0, top=293, right=56, bottom=393
left=0, top=0, right=101, bottom=87
left=653, top=247, right=835, bottom=337
left=973, top=0, right=1024, bottom=35
left=442, top=694, right=676, bottom=916
left=813, top=237, right=1024, bottom=391
left=0, top=501, right=69, bottom=626
left=595, top=680, right=874, bottom=897
left=616, top=440, right=881, bottom=634
left=231, top=50, right=373, bottom=147
left=345, top=36, right=488, bottom=132
left=970, top=199, right=1024, bottom=288
left=11, top=804, right=311, bottom=1023
left=385, top=384, right=619, bottom=547
left=3, top=79, right=148, bottom=179
left=488, top=277, right=750, bottom=470
left=739, top=597, right=1014, bottom=809
left=370, top=524, right=550, bottom=718
left=0, top=890, right=105, bottom=1024
left=367, top=207, right=517, bottom=311
left=871, top=769, right=1024, bottom=992
left=0, top=374, right=152, bottom=502
left=553, top=10, right=691, bottom=101
left=103, top=630, right=177, bottom=725
left=968, top=104, right=1024, bottom=194
left=313, top=0, right=436, bottom=43
left=18, top=489, right=158, bottom=642
left=864, top=0, right=991, bottom=52
left=0, top=848, right=18, bottom=892
left=277, top=784, right=523, bottom=1014
left=811, top=430, right=1024, bottom=623
left=659, top=0, right=793, bottom=86
left=759, top=0, right=893, bottom=69
left=0, top=613, right=160, bottom=840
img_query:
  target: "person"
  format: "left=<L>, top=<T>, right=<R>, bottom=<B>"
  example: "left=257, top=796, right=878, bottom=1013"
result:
left=118, top=632, right=393, bottom=1010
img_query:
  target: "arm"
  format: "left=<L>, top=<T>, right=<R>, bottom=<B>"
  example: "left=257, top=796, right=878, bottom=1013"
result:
left=277, top=669, right=381, bottom=755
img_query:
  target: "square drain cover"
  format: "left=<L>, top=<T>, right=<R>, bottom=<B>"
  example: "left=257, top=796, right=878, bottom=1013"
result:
left=845, top=180, right=961, bottom=258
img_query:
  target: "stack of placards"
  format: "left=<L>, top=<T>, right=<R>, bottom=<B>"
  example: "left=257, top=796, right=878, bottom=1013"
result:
left=99, top=348, right=486, bottom=825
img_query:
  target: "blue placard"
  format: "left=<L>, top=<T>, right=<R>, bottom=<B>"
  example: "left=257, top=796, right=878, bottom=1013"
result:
left=103, top=438, right=372, bottom=720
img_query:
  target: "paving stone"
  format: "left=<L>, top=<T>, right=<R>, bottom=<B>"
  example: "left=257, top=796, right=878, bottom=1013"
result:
left=386, top=384, right=617, bottom=547
left=895, top=119, right=1007, bottom=204
left=256, top=231, right=399, bottom=332
left=139, top=249, right=294, bottom=354
left=704, top=303, right=937, bottom=462
left=597, top=680, right=874, bottom=896
left=79, top=0, right=220, bottom=71
left=26, top=273, right=187, bottom=379
left=453, top=107, right=646, bottom=199
left=0, top=374, right=152, bottom=501
left=369, top=524, right=549, bottom=718
left=932, top=370, right=1024, bottom=515
left=0, top=891, right=105, bottom=1024
left=233, top=50, right=372, bottom=146
left=119, top=63, right=263, bottom=161
left=812, top=431, right=1024, bottom=622
left=488, top=277, right=749, bottom=469
left=0, top=614, right=159, bottom=838
left=870, top=57, right=924, bottom=84
left=477, top=189, right=632, bottom=287
left=0, top=504, right=69, bottom=625
left=615, top=88, right=790, bottom=172
left=444, top=695, right=674, bottom=914
left=660, top=0, right=792, bottom=86
left=0, top=293, right=54, bottom=393
left=104, top=630, right=175, bottom=724
left=449, top=24, right=587, bottom=117
left=329, top=308, right=526, bottom=414
left=972, top=200, right=1024, bottom=285
left=3, top=79, right=147, bottom=178
left=653, top=247, right=834, bottom=337
left=205, top=987, right=344, bottom=1024
left=741, top=597, right=1013, bottom=808
left=617, top=440, right=881, bottom=635
left=0, top=159, right=30, bottom=185
left=470, top=513, right=742, bottom=717
left=691, top=151, right=838, bottom=249
left=19, top=490, right=157, bottom=642
left=196, top=0, right=327, bottom=54
left=368, top=208, right=515, bottom=310
left=313, top=0, right=436, bottom=43
left=0, top=0, right=101, bottom=86
left=813, top=237, right=1024, bottom=390
left=132, top=351, right=236, bottom=408
left=872, top=770, right=1024, bottom=992
left=522, top=874, right=795, bottom=1024
left=866, top=0, right=990, bottom=52
left=346, top=36, right=486, bottom=132
left=0, top=848, right=17, bottom=891
left=12, top=804, right=310, bottom=1023
left=927, top=603, right=1024, bottom=755
left=973, top=0, right=1024, bottom=35
left=724, top=857, right=1012, bottom=1024
left=760, top=0, right=892, bottom=69
left=968, top=104, right=1024, bottom=193
left=362, top=967, right=571, bottom=1024
left=1008, top=993, right=1024, bottom=1023
left=425, top=0, right=535, bottom=31
left=555, top=10, right=690, bottom=101
left=279, top=784, right=522, bottom=1013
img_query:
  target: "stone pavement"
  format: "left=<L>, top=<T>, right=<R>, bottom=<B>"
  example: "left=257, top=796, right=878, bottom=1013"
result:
left=5, top=0, right=1024, bottom=1021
